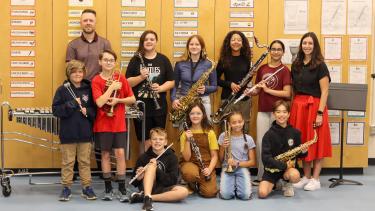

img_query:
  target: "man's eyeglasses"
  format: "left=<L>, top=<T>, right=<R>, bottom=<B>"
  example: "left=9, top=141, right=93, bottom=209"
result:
left=102, top=58, right=115, bottom=63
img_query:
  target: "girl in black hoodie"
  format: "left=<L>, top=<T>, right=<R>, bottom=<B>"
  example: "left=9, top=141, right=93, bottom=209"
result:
left=258, top=100, right=308, bottom=198
left=52, top=60, right=96, bottom=201
left=130, top=128, right=188, bottom=211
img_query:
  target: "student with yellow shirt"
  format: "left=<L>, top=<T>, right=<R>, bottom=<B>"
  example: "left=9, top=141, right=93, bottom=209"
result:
left=180, top=101, right=219, bottom=198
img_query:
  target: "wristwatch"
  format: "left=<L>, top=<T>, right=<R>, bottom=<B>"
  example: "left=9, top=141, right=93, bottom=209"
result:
left=317, top=110, right=323, bottom=115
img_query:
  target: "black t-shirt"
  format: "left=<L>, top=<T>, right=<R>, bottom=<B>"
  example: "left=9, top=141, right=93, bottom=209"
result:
left=216, top=55, right=251, bottom=100
left=126, top=53, right=174, bottom=116
left=291, top=62, right=331, bottom=98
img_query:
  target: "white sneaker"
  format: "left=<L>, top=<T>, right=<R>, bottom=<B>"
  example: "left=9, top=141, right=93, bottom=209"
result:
left=283, top=183, right=294, bottom=197
left=293, top=176, right=310, bottom=189
left=304, top=178, right=321, bottom=191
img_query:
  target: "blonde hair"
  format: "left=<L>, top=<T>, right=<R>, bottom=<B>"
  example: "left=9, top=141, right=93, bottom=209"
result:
left=65, top=60, right=86, bottom=78
left=178, top=35, right=207, bottom=62
left=150, top=127, right=168, bottom=139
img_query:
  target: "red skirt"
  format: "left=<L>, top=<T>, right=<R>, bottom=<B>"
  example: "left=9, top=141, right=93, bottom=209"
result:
left=289, top=95, right=332, bottom=162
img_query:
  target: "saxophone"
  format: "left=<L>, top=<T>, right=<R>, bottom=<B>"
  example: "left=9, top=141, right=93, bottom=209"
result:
left=265, top=130, right=318, bottom=173
left=169, top=58, right=215, bottom=124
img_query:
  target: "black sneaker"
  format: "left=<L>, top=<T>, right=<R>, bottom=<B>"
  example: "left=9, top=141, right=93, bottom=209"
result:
left=118, top=189, right=129, bottom=203
left=101, top=188, right=114, bottom=201
left=59, top=187, right=72, bottom=202
left=129, top=191, right=144, bottom=204
left=82, top=186, right=97, bottom=200
left=142, top=195, right=154, bottom=211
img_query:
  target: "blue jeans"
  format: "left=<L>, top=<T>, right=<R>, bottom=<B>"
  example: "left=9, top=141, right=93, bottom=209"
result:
left=220, top=167, right=252, bottom=200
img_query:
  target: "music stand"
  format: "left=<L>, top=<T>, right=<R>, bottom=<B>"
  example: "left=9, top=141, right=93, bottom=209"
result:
left=327, top=83, right=367, bottom=188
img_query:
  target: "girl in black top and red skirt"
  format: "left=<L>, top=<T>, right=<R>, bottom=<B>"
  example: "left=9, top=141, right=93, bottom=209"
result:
left=289, top=32, right=332, bottom=191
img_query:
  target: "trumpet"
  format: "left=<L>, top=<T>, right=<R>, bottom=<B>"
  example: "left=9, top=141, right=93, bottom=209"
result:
left=63, top=82, right=87, bottom=118
left=129, top=143, right=174, bottom=184
left=234, top=66, right=285, bottom=104
left=103, top=69, right=121, bottom=117
left=135, top=52, right=161, bottom=110
left=223, top=119, right=234, bottom=173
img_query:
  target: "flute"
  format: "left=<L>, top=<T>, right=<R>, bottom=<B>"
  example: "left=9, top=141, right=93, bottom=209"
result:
left=129, top=143, right=174, bottom=185
left=233, top=66, right=285, bottom=104
left=63, top=82, right=87, bottom=117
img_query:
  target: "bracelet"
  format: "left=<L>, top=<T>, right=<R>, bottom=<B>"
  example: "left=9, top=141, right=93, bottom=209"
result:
left=317, top=110, right=323, bottom=115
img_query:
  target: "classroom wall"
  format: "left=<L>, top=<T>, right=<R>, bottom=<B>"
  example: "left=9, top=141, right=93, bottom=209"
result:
left=0, top=0, right=373, bottom=168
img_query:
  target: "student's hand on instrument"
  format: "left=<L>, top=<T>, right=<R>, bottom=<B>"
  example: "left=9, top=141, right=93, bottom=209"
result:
left=230, top=82, right=241, bottom=93
left=315, top=115, right=323, bottom=127
left=172, top=100, right=182, bottom=109
left=185, top=130, right=193, bottom=140
left=110, top=81, right=122, bottom=91
left=149, top=158, right=157, bottom=167
left=81, top=107, right=87, bottom=116
left=202, top=167, right=211, bottom=176
left=140, top=67, right=149, bottom=80
left=286, top=160, right=295, bottom=169
left=228, top=158, right=237, bottom=166
left=106, top=97, right=119, bottom=106
left=222, top=138, right=230, bottom=148
left=197, top=85, right=205, bottom=94
left=151, top=83, right=161, bottom=93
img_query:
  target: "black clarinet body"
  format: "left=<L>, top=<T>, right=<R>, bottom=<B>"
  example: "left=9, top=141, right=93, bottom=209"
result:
left=182, top=122, right=211, bottom=181
left=136, top=52, right=161, bottom=110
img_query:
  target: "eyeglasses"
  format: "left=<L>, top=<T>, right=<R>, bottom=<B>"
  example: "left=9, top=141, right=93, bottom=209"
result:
left=270, top=48, right=283, bottom=52
left=102, top=58, right=115, bottom=63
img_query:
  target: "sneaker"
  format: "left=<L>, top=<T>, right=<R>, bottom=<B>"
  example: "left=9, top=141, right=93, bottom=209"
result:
left=130, top=191, right=144, bottom=204
left=81, top=186, right=97, bottom=200
left=283, top=183, right=294, bottom=197
left=59, top=187, right=72, bottom=202
left=304, top=178, right=321, bottom=191
left=117, top=189, right=129, bottom=202
left=251, top=180, right=260, bottom=186
left=274, top=179, right=285, bottom=191
left=102, top=189, right=114, bottom=201
left=142, top=195, right=154, bottom=211
left=293, top=176, right=310, bottom=189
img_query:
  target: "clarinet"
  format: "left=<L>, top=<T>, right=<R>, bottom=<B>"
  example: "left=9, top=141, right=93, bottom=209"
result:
left=135, top=52, right=161, bottom=110
left=212, top=37, right=269, bottom=124
left=182, top=122, right=211, bottom=181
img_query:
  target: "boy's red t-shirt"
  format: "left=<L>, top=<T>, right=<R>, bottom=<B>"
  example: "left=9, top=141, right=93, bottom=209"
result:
left=91, top=73, right=134, bottom=132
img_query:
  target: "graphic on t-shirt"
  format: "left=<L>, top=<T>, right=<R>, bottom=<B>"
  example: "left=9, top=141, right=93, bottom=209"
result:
left=262, top=72, right=279, bottom=89
left=138, top=64, right=161, bottom=98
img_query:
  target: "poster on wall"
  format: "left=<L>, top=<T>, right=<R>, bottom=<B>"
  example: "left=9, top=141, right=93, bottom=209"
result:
left=321, top=0, right=346, bottom=35
left=327, top=65, right=342, bottom=83
left=284, top=0, right=308, bottom=34
left=329, top=122, right=340, bottom=145
left=347, top=0, right=372, bottom=35
left=324, top=37, right=342, bottom=60
left=349, top=37, right=367, bottom=60
left=346, top=122, right=365, bottom=145
left=279, top=39, right=300, bottom=65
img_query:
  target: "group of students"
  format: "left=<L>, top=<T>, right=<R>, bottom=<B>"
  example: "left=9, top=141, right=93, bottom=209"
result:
left=52, top=12, right=332, bottom=210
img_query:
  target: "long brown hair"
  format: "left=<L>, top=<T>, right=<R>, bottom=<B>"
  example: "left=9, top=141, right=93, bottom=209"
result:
left=137, top=30, right=158, bottom=55
left=219, top=31, right=251, bottom=68
left=185, top=100, right=212, bottom=132
left=179, top=35, right=207, bottom=61
left=292, top=32, right=324, bottom=70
